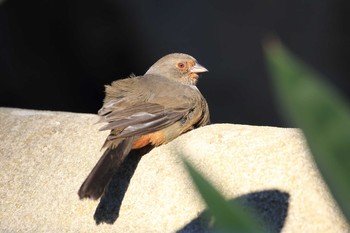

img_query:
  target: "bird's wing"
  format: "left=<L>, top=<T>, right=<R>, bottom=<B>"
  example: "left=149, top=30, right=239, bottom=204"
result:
left=97, top=76, right=196, bottom=139
left=98, top=102, right=191, bottom=137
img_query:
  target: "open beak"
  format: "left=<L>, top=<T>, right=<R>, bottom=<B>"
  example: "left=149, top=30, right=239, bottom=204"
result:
left=190, top=63, right=208, bottom=73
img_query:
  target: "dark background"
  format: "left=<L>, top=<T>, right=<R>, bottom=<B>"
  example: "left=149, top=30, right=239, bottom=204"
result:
left=1, top=0, right=349, bottom=127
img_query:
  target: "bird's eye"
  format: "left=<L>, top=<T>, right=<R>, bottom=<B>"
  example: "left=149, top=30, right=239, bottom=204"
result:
left=177, top=62, right=185, bottom=69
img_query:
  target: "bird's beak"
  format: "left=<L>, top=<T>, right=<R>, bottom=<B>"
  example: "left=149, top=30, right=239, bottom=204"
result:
left=190, top=63, right=208, bottom=73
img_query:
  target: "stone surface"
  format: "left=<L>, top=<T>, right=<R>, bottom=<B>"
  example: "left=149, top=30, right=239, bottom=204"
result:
left=0, top=107, right=349, bottom=232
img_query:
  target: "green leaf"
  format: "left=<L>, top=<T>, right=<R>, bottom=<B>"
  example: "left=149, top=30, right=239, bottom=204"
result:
left=265, top=38, right=350, bottom=222
left=183, top=158, right=264, bottom=233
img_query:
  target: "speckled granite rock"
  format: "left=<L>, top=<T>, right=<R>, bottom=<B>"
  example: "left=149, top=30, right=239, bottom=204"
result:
left=0, top=107, right=348, bottom=232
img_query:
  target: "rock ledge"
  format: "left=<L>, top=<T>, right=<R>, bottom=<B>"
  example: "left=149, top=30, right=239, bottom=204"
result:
left=0, top=107, right=348, bottom=232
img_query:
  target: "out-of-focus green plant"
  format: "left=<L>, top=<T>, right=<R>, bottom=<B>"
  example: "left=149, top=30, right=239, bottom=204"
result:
left=183, top=38, right=350, bottom=231
left=265, top=39, right=350, bottom=222
left=183, top=159, right=264, bottom=233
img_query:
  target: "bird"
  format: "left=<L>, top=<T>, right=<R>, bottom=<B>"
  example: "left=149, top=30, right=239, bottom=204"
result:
left=78, top=53, right=210, bottom=200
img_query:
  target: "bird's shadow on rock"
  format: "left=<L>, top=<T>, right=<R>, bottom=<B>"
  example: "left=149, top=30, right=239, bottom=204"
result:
left=177, top=189, right=290, bottom=233
left=93, top=145, right=153, bottom=224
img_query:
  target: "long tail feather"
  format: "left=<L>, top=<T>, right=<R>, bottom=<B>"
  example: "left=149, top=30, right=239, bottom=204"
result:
left=78, top=137, right=135, bottom=200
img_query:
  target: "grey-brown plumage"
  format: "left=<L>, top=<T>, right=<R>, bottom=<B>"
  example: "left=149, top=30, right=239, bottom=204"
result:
left=78, top=53, right=210, bottom=200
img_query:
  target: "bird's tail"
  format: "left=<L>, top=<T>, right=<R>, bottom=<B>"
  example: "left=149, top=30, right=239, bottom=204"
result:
left=78, top=137, right=135, bottom=200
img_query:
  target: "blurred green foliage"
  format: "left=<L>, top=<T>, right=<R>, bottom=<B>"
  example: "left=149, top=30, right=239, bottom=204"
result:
left=183, top=39, right=350, bottom=231
left=265, top=39, right=350, bottom=222
left=183, top=159, right=264, bottom=232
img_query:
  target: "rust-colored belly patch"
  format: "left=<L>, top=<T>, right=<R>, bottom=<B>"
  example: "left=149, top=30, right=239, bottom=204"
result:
left=132, top=131, right=166, bottom=149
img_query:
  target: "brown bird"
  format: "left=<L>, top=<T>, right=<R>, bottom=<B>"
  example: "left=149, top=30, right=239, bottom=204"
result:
left=78, top=53, right=210, bottom=200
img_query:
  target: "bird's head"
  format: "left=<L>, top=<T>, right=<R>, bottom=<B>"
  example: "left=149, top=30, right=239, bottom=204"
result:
left=145, top=53, right=208, bottom=85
